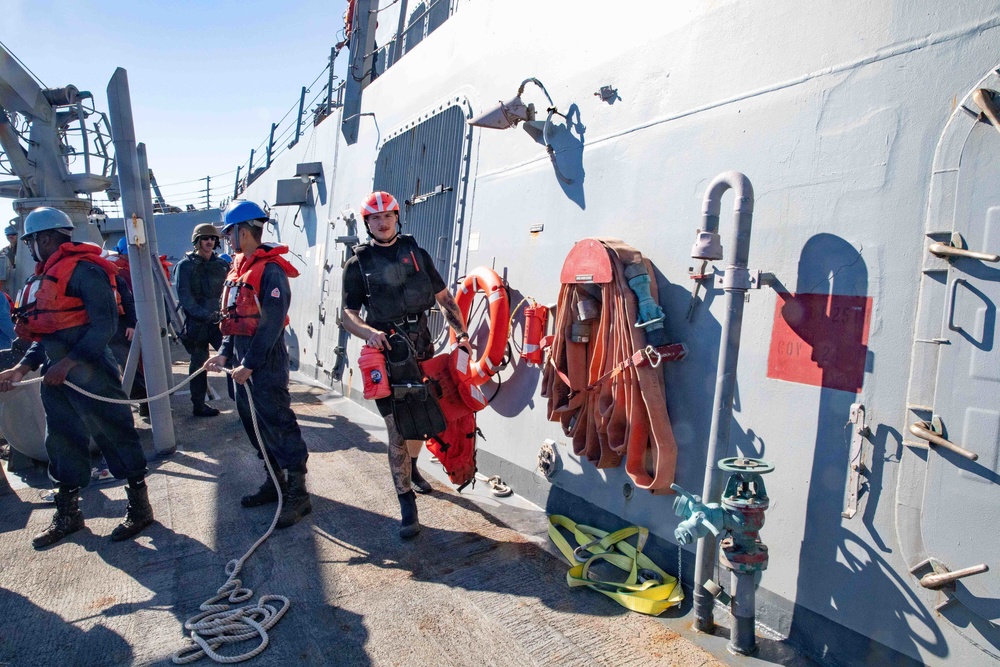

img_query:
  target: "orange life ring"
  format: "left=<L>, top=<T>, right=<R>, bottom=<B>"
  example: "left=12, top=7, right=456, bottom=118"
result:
left=451, top=266, right=510, bottom=386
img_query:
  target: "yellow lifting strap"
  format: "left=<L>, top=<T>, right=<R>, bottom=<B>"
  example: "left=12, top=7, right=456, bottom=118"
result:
left=547, top=515, right=684, bottom=615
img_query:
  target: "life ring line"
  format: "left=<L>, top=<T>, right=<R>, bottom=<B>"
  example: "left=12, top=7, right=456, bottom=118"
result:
left=451, top=266, right=510, bottom=386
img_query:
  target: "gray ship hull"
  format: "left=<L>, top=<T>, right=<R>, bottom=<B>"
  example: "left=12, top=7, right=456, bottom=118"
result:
left=218, top=2, right=1000, bottom=664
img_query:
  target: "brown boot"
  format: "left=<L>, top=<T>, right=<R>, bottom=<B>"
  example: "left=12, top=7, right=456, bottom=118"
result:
left=111, top=482, right=154, bottom=541
left=32, top=488, right=84, bottom=549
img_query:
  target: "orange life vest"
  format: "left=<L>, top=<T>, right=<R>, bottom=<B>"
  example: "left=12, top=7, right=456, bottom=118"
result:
left=113, top=253, right=131, bottom=286
left=220, top=244, right=299, bottom=337
left=14, top=242, right=123, bottom=342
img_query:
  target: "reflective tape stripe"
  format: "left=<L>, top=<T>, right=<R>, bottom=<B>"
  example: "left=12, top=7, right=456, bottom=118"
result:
left=488, top=290, right=503, bottom=303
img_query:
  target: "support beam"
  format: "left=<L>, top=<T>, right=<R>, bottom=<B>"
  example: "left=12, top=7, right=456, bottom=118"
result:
left=106, top=67, right=176, bottom=456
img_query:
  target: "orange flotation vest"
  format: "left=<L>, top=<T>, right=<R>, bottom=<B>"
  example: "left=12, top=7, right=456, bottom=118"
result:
left=14, top=242, right=123, bottom=342
left=420, top=348, right=483, bottom=490
left=220, top=244, right=299, bottom=337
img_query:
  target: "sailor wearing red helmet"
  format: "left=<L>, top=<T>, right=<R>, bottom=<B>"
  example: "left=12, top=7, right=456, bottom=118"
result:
left=341, top=191, right=473, bottom=539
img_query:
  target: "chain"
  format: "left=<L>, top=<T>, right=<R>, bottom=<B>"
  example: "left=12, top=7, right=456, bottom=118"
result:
left=678, top=545, right=683, bottom=592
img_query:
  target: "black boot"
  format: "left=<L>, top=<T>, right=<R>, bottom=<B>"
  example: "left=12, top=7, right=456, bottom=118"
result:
left=193, top=404, right=220, bottom=417
left=276, top=469, right=312, bottom=528
left=411, top=457, right=433, bottom=494
left=111, top=481, right=154, bottom=541
left=241, top=466, right=286, bottom=508
left=398, top=490, right=420, bottom=539
left=32, top=488, right=85, bottom=549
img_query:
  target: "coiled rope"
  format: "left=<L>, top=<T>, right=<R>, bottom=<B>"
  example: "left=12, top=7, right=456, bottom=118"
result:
left=13, top=367, right=290, bottom=663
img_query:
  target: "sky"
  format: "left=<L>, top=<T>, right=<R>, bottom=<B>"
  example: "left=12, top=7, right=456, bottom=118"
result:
left=1, top=0, right=348, bottom=214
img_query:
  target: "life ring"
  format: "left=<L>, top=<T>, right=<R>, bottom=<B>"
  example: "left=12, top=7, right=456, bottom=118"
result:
left=451, top=266, right=510, bottom=386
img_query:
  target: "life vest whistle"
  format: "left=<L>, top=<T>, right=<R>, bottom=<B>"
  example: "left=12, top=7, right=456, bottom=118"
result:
left=358, top=344, right=391, bottom=400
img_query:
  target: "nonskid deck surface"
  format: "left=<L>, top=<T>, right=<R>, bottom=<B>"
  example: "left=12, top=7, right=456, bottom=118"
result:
left=0, top=360, right=726, bottom=667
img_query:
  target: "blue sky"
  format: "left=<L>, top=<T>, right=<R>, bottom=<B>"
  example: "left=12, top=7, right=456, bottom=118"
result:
left=2, top=0, right=347, bottom=213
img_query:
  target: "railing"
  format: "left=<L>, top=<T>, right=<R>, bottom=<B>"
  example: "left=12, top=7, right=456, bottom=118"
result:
left=229, top=0, right=458, bottom=199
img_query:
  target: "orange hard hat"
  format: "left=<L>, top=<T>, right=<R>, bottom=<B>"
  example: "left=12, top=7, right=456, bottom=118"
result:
left=360, top=191, right=400, bottom=218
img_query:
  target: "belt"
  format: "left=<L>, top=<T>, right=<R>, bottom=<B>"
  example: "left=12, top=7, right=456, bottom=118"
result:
left=547, top=514, right=683, bottom=615
left=542, top=238, right=683, bottom=493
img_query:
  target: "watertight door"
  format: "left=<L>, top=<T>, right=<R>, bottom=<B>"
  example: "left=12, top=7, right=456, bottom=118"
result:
left=373, top=104, right=470, bottom=339
left=921, top=110, right=1000, bottom=620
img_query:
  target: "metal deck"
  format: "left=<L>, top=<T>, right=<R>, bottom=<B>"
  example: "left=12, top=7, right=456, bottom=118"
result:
left=0, top=358, right=807, bottom=666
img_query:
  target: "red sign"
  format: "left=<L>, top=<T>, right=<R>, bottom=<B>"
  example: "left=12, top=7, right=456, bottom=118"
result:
left=766, top=292, right=872, bottom=393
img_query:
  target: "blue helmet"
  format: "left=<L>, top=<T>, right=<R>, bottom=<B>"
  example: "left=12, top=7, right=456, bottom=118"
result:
left=222, top=200, right=268, bottom=234
left=4, top=224, right=16, bottom=237
left=23, top=207, right=74, bottom=238
left=115, top=236, right=129, bottom=256
left=219, top=253, right=232, bottom=264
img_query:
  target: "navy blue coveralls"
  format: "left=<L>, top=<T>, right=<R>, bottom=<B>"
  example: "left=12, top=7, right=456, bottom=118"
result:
left=220, top=262, right=308, bottom=471
left=19, top=262, right=146, bottom=489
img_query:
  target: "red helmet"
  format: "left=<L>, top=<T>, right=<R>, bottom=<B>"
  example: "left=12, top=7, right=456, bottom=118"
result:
left=360, top=191, right=400, bottom=218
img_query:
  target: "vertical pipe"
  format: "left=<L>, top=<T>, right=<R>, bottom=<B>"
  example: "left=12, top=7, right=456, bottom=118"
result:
left=294, top=85, right=306, bottom=147
left=729, top=571, right=758, bottom=655
left=266, top=123, right=276, bottom=169
left=247, top=149, right=255, bottom=184
left=106, top=68, right=176, bottom=455
left=204, top=175, right=211, bottom=210
left=390, top=0, right=410, bottom=66
left=76, top=99, right=90, bottom=176
left=137, top=144, right=174, bottom=388
left=692, top=171, right=754, bottom=632
left=326, top=47, right=336, bottom=114
left=233, top=165, right=242, bottom=199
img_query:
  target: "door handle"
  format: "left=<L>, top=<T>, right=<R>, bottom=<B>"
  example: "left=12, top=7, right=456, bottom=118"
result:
left=947, top=278, right=966, bottom=332
left=908, top=420, right=978, bottom=461
left=919, top=563, right=989, bottom=590
left=928, top=241, right=1000, bottom=263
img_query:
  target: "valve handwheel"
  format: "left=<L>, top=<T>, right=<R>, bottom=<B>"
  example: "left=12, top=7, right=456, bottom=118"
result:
left=718, top=456, right=774, bottom=474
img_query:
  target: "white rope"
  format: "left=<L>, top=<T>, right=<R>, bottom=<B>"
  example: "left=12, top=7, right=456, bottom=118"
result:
left=12, top=367, right=207, bottom=405
left=13, top=368, right=291, bottom=663
left=171, top=374, right=289, bottom=664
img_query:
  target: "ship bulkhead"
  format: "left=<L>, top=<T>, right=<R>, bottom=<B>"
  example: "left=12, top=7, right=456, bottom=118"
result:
left=233, top=1, right=1000, bottom=665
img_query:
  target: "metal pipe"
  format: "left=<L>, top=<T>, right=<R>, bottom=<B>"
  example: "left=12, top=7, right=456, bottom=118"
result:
left=247, top=148, right=255, bottom=184
left=729, top=571, right=757, bottom=655
left=326, top=47, right=337, bottom=112
left=76, top=99, right=90, bottom=176
left=692, top=171, right=755, bottom=633
left=233, top=165, right=242, bottom=199
left=106, top=68, right=175, bottom=455
left=121, top=327, right=141, bottom=395
left=293, top=86, right=306, bottom=147
left=390, top=0, right=409, bottom=66
left=266, top=123, right=276, bottom=169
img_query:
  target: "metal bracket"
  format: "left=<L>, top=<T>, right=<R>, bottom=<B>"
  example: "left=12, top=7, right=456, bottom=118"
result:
left=716, top=266, right=752, bottom=291
left=842, top=403, right=870, bottom=519
left=405, top=184, right=453, bottom=207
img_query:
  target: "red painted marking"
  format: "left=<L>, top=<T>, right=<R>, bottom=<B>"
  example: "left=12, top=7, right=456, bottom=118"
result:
left=766, top=292, right=872, bottom=393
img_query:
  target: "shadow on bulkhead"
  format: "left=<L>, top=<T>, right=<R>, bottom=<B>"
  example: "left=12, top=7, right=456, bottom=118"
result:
left=523, top=103, right=587, bottom=210
left=785, top=233, right=945, bottom=664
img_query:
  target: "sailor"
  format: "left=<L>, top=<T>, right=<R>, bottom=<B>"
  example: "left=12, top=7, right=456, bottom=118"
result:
left=175, top=223, right=228, bottom=417
left=341, top=191, right=473, bottom=538
left=204, top=201, right=312, bottom=528
left=1, top=222, right=18, bottom=295
left=0, top=207, right=154, bottom=548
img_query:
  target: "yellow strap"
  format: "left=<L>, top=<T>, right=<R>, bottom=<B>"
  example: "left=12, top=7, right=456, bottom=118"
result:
left=547, top=515, right=684, bottom=616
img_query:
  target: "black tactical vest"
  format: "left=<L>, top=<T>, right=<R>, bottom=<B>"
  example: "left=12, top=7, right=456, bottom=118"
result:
left=353, top=235, right=437, bottom=326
